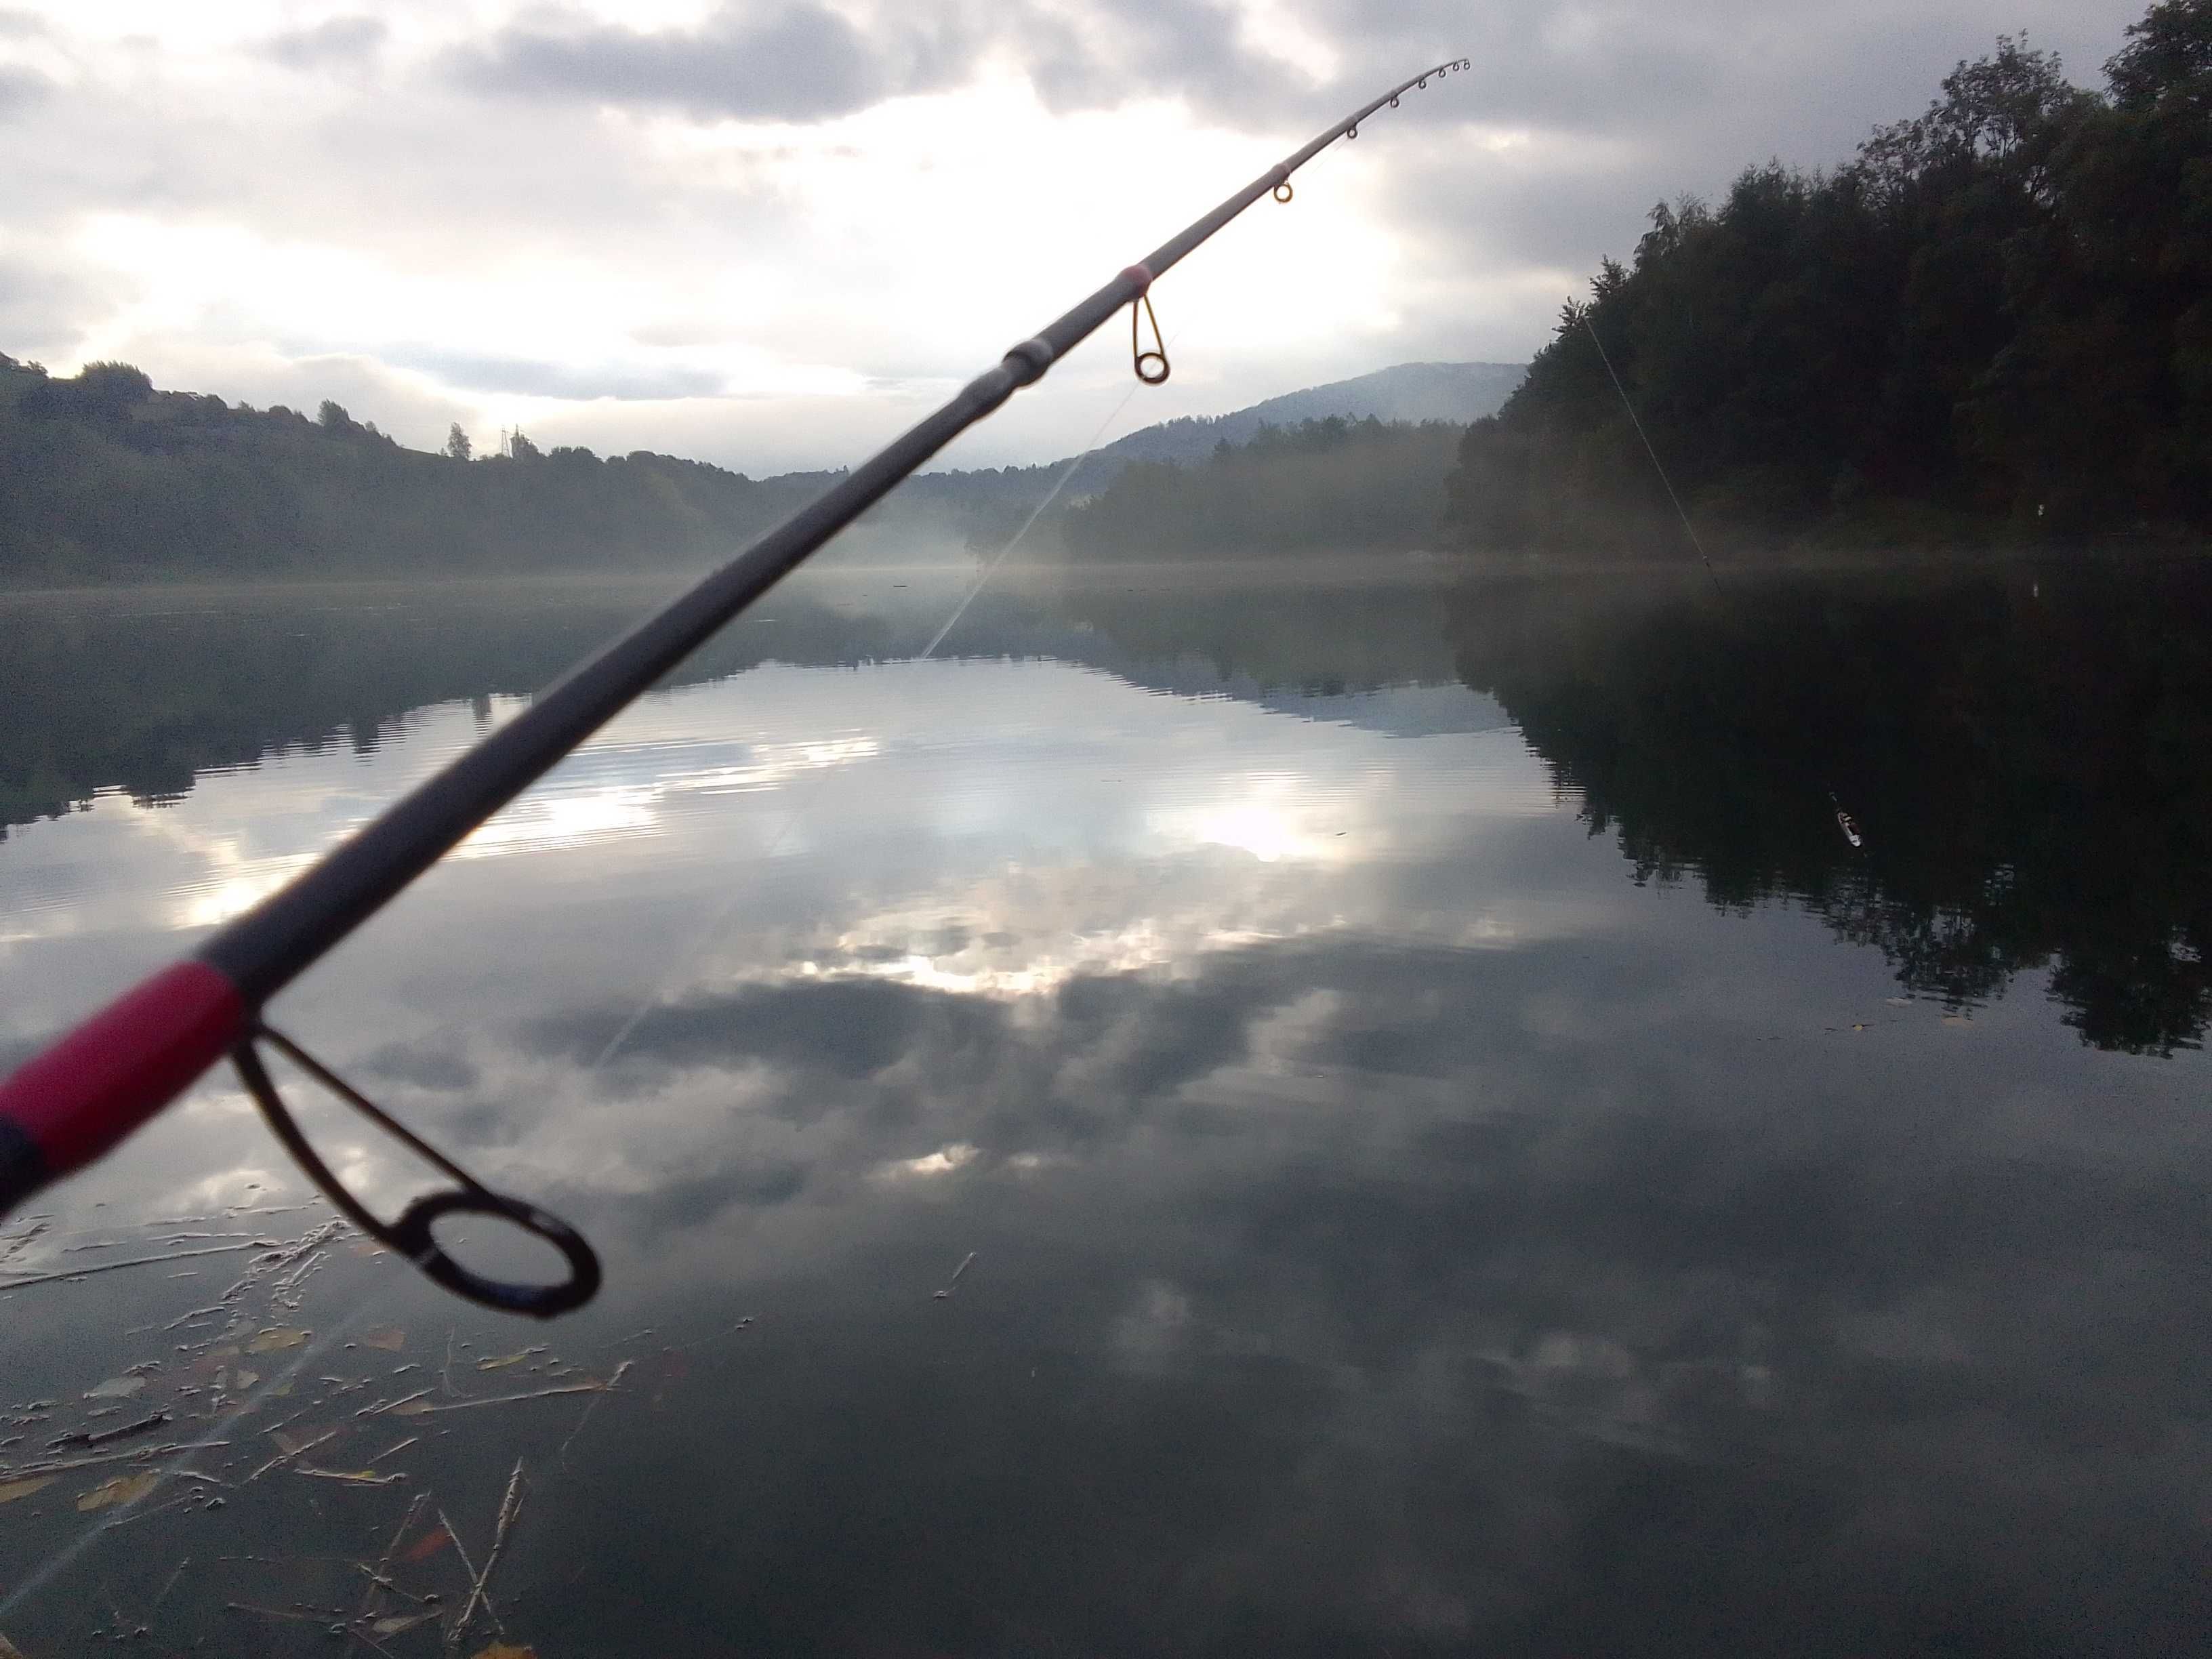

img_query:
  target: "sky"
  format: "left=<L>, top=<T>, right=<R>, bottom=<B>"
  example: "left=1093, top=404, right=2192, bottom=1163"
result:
left=0, top=0, right=2153, bottom=474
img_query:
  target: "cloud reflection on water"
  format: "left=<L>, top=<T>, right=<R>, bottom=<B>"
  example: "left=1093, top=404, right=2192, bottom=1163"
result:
left=1, top=584, right=2207, bottom=1655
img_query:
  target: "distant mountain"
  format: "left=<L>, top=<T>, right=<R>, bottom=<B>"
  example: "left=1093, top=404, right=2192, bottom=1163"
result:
left=1061, top=361, right=1523, bottom=487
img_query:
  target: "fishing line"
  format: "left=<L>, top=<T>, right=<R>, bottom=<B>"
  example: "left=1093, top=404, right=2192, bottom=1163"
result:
left=585, top=354, right=1166, bottom=1080
left=0, top=90, right=1433, bottom=1637
left=0, top=57, right=1472, bottom=1313
left=1580, top=314, right=1863, bottom=850
left=0, top=1230, right=392, bottom=1625
left=583, top=248, right=1250, bottom=1084
left=1581, top=316, right=1722, bottom=598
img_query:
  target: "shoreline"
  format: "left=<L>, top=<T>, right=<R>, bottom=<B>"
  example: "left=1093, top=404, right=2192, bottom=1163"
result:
left=2, top=539, right=2205, bottom=604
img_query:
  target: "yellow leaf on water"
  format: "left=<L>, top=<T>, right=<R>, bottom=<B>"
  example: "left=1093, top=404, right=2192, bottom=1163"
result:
left=77, top=1471, right=160, bottom=1512
left=373, top=1614, right=432, bottom=1637
left=0, top=1475, right=54, bottom=1506
left=476, top=1347, right=541, bottom=1372
left=361, top=1328, right=406, bottom=1352
left=387, top=1397, right=434, bottom=1417
left=85, top=1376, right=146, bottom=1401
left=468, top=1646, right=538, bottom=1659
left=234, top=1369, right=260, bottom=1389
left=247, top=1328, right=310, bottom=1355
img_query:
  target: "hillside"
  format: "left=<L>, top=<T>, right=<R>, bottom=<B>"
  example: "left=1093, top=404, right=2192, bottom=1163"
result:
left=1061, top=361, right=1521, bottom=488
left=1056, top=416, right=1467, bottom=558
left=0, top=353, right=1513, bottom=582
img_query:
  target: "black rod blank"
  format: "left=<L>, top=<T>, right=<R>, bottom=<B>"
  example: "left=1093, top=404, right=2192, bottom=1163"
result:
left=198, top=56, right=1469, bottom=1004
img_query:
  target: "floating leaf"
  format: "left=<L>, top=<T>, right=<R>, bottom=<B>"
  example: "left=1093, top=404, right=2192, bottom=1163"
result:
left=468, top=1645, right=538, bottom=1659
left=77, top=1471, right=160, bottom=1511
left=234, top=1369, right=260, bottom=1390
left=84, top=1376, right=146, bottom=1401
left=361, top=1328, right=406, bottom=1353
left=401, top=1526, right=452, bottom=1563
left=0, top=1475, right=54, bottom=1506
left=476, top=1347, right=543, bottom=1372
left=246, top=1328, right=310, bottom=1355
left=269, top=1428, right=316, bottom=1456
left=375, top=1613, right=432, bottom=1636
left=387, top=1396, right=434, bottom=1417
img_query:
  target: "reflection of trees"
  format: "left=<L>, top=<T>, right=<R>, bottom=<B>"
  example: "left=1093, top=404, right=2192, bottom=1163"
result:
left=0, top=569, right=1471, bottom=859
left=1448, top=565, right=2212, bottom=1054
left=0, top=572, right=1469, bottom=849
left=0, top=588, right=910, bottom=838
left=1036, top=573, right=1464, bottom=695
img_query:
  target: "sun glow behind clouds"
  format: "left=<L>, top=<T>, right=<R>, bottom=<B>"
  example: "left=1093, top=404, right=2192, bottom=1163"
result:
left=34, top=48, right=1415, bottom=459
left=621, top=72, right=1404, bottom=366
left=872, top=1142, right=980, bottom=1181
left=65, top=213, right=859, bottom=413
left=1164, top=772, right=1366, bottom=865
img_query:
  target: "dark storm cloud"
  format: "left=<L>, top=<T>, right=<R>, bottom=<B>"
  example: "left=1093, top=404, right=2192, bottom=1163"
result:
left=1292, top=0, right=2112, bottom=145
left=1010, top=0, right=1300, bottom=122
left=447, top=0, right=1303, bottom=127
left=0, top=64, right=49, bottom=121
left=359, top=1038, right=480, bottom=1092
left=263, top=15, right=390, bottom=70
left=450, top=3, right=903, bottom=122
left=0, top=248, right=126, bottom=359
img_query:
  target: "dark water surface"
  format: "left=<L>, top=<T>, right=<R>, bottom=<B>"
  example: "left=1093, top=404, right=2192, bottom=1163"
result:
left=0, top=558, right=2206, bottom=1656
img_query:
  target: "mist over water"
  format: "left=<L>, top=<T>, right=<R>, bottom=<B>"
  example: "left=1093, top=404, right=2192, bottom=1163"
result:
left=0, top=557, right=2205, bottom=1656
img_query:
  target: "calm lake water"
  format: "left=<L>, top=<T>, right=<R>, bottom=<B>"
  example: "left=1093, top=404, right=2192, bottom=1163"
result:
left=0, top=557, right=2207, bottom=1656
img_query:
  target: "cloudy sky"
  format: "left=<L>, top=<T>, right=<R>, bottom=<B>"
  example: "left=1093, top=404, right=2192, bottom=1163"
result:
left=0, top=0, right=2150, bottom=472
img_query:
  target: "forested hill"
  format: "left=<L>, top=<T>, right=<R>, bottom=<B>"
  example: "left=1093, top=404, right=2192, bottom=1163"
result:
left=0, top=359, right=828, bottom=581
left=0, top=352, right=1493, bottom=581
left=1449, top=0, right=2212, bottom=554
left=1061, top=361, right=1522, bottom=489
left=1055, top=417, right=1465, bottom=558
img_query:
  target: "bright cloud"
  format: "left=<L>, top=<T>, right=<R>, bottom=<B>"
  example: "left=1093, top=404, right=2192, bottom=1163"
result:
left=0, top=0, right=2154, bottom=471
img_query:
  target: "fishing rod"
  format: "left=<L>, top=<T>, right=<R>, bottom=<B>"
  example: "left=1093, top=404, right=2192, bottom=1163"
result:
left=0, top=58, right=1471, bottom=1317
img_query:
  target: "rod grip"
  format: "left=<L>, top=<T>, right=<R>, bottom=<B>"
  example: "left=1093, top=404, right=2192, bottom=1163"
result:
left=0, top=961, right=247, bottom=1211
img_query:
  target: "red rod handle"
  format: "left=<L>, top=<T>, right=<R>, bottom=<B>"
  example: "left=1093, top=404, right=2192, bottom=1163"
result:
left=0, top=961, right=247, bottom=1209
